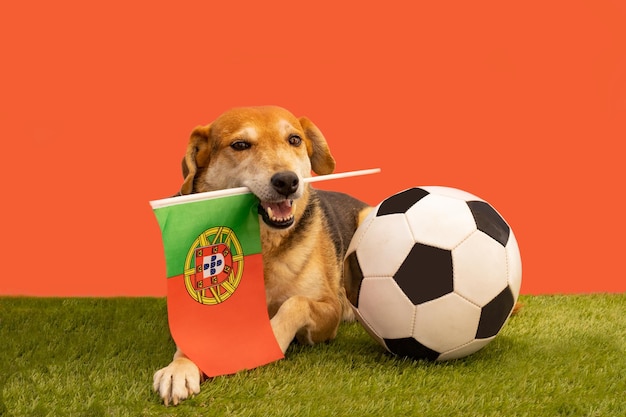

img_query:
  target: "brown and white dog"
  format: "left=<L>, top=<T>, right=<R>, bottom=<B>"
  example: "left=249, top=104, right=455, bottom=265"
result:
left=153, top=106, right=370, bottom=405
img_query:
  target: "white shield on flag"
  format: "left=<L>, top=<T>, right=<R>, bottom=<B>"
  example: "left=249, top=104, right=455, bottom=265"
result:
left=203, top=253, right=225, bottom=277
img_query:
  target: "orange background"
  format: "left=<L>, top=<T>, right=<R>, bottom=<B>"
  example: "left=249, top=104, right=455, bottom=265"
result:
left=1, top=1, right=624, bottom=296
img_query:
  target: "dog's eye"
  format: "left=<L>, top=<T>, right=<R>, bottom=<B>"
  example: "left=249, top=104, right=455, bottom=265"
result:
left=288, top=135, right=302, bottom=146
left=230, top=140, right=251, bottom=151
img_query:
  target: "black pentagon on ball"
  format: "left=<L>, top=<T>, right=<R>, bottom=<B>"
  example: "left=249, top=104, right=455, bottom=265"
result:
left=467, top=200, right=510, bottom=247
left=377, top=188, right=430, bottom=216
left=476, top=286, right=515, bottom=339
left=384, top=337, right=440, bottom=361
left=394, top=243, right=454, bottom=305
left=344, top=251, right=364, bottom=308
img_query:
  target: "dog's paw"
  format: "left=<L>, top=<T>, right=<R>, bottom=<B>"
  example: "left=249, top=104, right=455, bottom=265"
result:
left=153, top=357, right=202, bottom=406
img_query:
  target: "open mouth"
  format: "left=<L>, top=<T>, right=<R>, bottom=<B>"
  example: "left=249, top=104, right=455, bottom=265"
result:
left=258, top=199, right=295, bottom=229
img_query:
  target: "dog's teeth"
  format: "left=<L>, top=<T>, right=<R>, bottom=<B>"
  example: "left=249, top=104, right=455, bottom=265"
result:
left=263, top=202, right=295, bottom=225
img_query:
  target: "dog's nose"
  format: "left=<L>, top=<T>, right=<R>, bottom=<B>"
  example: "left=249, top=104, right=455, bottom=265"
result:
left=271, top=171, right=300, bottom=197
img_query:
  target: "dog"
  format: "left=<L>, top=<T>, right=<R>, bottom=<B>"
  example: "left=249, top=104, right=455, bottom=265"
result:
left=153, top=106, right=371, bottom=406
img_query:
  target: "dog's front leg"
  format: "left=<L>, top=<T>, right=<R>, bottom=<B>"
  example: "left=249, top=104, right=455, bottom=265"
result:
left=153, top=348, right=203, bottom=406
left=270, top=295, right=342, bottom=353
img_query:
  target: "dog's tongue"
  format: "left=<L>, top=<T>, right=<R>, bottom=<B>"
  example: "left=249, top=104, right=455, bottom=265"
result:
left=264, top=200, right=293, bottom=220
left=266, top=200, right=291, bottom=219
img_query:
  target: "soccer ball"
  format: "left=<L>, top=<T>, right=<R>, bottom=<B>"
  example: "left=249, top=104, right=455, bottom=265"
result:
left=344, top=186, right=522, bottom=361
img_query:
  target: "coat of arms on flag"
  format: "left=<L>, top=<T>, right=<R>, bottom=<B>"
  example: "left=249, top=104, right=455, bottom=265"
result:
left=151, top=192, right=284, bottom=377
left=185, top=227, right=244, bottom=305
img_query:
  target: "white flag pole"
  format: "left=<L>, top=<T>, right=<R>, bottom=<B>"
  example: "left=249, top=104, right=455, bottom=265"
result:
left=150, top=168, right=381, bottom=209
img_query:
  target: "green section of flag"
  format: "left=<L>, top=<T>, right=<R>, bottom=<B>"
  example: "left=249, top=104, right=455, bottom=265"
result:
left=153, top=193, right=261, bottom=278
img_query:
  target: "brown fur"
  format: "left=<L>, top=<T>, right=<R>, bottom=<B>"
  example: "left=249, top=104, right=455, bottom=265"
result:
left=153, top=106, right=369, bottom=406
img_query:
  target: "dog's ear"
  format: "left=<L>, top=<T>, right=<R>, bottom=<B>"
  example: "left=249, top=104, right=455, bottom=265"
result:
left=180, top=125, right=212, bottom=195
left=299, top=117, right=336, bottom=175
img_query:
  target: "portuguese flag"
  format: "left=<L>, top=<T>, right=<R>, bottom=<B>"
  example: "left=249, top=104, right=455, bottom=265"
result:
left=151, top=191, right=284, bottom=377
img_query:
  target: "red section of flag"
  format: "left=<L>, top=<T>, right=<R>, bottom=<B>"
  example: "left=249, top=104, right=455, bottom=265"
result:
left=166, top=254, right=283, bottom=377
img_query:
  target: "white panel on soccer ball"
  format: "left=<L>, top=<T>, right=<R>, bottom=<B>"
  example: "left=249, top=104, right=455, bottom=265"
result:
left=413, top=293, right=481, bottom=353
left=506, top=229, right=523, bottom=300
left=358, top=277, right=416, bottom=339
left=437, top=336, right=495, bottom=361
left=351, top=307, right=388, bottom=348
left=453, top=231, right=508, bottom=306
left=355, top=214, right=415, bottom=278
left=419, top=186, right=484, bottom=202
left=405, top=194, right=477, bottom=250
left=345, top=207, right=377, bottom=256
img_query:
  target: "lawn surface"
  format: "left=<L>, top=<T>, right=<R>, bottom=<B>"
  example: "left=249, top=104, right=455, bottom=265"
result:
left=1, top=294, right=624, bottom=417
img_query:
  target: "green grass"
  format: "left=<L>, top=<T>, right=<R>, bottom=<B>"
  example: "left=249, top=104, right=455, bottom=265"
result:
left=1, top=295, right=624, bottom=417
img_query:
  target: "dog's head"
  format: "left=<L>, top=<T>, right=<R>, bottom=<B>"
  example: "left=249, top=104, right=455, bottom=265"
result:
left=180, top=106, right=335, bottom=230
